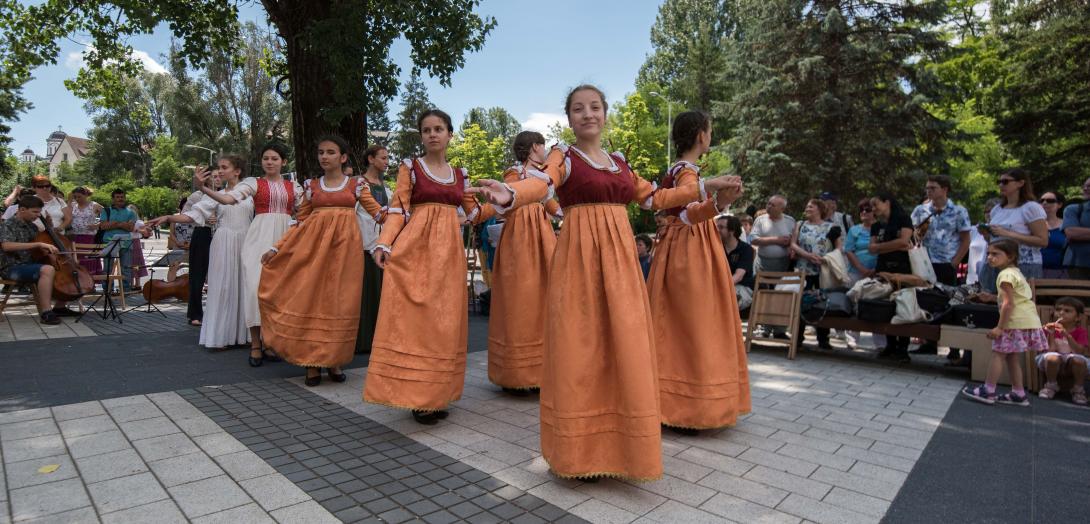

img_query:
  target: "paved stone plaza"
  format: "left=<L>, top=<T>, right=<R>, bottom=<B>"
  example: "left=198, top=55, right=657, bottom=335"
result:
left=1, top=315, right=1087, bottom=523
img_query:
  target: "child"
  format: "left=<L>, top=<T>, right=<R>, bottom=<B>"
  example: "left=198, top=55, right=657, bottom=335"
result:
left=1037, top=297, right=1089, bottom=405
left=962, top=238, right=1048, bottom=406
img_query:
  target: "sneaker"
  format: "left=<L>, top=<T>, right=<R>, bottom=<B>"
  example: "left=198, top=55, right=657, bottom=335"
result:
left=961, top=384, right=996, bottom=405
left=39, top=311, right=61, bottom=326
left=1071, top=387, right=1088, bottom=406
left=996, top=391, right=1030, bottom=407
left=1038, top=382, right=1058, bottom=400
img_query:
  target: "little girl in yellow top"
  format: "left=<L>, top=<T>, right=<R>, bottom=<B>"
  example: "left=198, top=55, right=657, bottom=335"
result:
left=961, top=238, right=1048, bottom=407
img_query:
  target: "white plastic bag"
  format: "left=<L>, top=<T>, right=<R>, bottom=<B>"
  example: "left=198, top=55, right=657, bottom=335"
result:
left=891, top=287, right=933, bottom=325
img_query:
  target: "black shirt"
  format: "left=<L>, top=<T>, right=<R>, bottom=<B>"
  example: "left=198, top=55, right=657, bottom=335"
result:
left=725, top=240, right=756, bottom=288
left=871, top=213, right=912, bottom=274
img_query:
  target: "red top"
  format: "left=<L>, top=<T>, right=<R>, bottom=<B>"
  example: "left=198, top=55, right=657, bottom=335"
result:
left=254, top=178, right=295, bottom=215
left=556, top=149, right=636, bottom=207
left=657, top=162, right=688, bottom=217
left=309, top=177, right=360, bottom=208
left=410, top=159, right=464, bottom=206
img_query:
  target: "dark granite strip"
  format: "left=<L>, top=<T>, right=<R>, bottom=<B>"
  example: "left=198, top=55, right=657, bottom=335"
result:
left=180, top=380, right=586, bottom=524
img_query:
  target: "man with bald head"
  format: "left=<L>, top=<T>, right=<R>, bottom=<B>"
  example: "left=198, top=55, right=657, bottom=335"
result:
left=749, top=195, right=796, bottom=273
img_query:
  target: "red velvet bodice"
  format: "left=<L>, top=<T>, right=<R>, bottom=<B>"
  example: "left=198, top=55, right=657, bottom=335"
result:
left=556, top=150, right=636, bottom=207
left=410, top=159, right=464, bottom=206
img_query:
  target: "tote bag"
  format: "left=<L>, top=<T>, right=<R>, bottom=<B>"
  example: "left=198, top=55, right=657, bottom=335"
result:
left=908, top=233, right=937, bottom=284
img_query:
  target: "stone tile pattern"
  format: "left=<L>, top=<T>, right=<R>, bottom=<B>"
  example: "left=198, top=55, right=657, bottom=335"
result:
left=0, top=296, right=187, bottom=341
left=180, top=379, right=583, bottom=524
left=0, top=392, right=337, bottom=523
left=307, top=350, right=965, bottom=524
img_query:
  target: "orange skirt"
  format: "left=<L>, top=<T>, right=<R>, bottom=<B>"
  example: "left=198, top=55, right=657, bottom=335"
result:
left=488, top=203, right=556, bottom=389
left=363, top=204, right=468, bottom=411
left=648, top=218, right=751, bottom=429
left=259, top=208, right=363, bottom=368
left=540, top=204, right=662, bottom=481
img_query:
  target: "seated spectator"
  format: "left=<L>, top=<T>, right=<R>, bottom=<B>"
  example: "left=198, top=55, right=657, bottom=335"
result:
left=636, top=234, right=653, bottom=280
left=0, top=196, right=63, bottom=325
left=1037, top=297, right=1088, bottom=405
left=717, top=215, right=754, bottom=309
left=1063, top=177, right=1090, bottom=280
left=1040, top=190, right=1067, bottom=279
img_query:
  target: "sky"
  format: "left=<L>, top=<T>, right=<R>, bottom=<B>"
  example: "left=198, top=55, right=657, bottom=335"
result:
left=10, top=0, right=661, bottom=157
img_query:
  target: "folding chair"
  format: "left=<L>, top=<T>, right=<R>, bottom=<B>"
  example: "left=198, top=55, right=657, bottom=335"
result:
left=0, top=280, right=38, bottom=322
left=745, top=271, right=806, bottom=359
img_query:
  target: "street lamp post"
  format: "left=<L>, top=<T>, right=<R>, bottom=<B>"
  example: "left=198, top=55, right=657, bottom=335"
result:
left=649, top=91, right=672, bottom=167
left=184, top=144, right=216, bottom=168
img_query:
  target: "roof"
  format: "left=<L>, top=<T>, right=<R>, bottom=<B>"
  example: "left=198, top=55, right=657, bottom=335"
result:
left=49, top=130, right=67, bottom=140
left=48, top=135, right=90, bottom=163
left=21, top=148, right=34, bottom=155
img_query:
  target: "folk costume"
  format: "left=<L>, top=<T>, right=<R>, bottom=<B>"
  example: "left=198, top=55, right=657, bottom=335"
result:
left=184, top=190, right=254, bottom=348
left=498, top=144, right=689, bottom=481
left=486, top=164, right=560, bottom=390
left=363, top=158, right=494, bottom=412
left=648, top=161, right=751, bottom=430
left=258, top=177, right=383, bottom=367
left=225, top=177, right=304, bottom=329
left=354, top=178, right=392, bottom=354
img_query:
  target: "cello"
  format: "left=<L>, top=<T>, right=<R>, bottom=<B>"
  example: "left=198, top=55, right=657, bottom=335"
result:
left=31, top=214, right=95, bottom=301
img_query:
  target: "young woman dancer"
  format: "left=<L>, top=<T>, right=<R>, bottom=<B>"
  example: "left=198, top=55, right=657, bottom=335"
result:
left=487, top=131, right=558, bottom=394
left=648, top=111, right=750, bottom=434
left=355, top=145, right=393, bottom=355
left=472, top=85, right=739, bottom=481
left=195, top=143, right=302, bottom=366
left=258, top=136, right=383, bottom=385
left=362, top=109, right=496, bottom=425
left=149, top=155, right=253, bottom=350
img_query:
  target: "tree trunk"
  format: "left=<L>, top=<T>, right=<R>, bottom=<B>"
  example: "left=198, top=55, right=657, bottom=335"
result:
left=263, top=0, right=370, bottom=179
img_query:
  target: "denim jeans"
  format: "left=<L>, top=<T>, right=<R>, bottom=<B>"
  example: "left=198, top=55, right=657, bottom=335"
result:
left=105, top=247, right=133, bottom=290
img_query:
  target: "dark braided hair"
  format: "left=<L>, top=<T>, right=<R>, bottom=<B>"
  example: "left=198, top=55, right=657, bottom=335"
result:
left=362, top=144, right=387, bottom=169
left=672, top=111, right=711, bottom=156
left=512, top=131, right=545, bottom=163
left=416, top=109, right=453, bottom=134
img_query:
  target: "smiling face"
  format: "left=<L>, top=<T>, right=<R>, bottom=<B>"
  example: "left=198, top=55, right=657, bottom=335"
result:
left=566, top=88, right=607, bottom=141
left=420, top=116, right=453, bottom=154
left=870, top=197, right=890, bottom=219
left=317, top=141, right=347, bottom=172
left=261, top=149, right=286, bottom=176
left=804, top=200, right=821, bottom=221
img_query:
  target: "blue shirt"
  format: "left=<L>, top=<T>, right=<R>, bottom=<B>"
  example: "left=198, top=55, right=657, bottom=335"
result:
left=1063, top=202, right=1090, bottom=268
left=98, top=206, right=137, bottom=243
left=1042, top=227, right=1066, bottom=269
left=845, top=224, right=876, bottom=274
left=911, top=200, right=971, bottom=264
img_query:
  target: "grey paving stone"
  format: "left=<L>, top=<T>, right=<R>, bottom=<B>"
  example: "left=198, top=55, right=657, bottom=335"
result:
left=169, top=474, right=254, bottom=518
left=269, top=500, right=341, bottom=524
left=377, top=507, right=416, bottom=524
left=51, top=402, right=106, bottom=422
left=105, top=402, right=165, bottom=423
left=240, top=473, right=311, bottom=511
left=9, top=478, right=92, bottom=522
left=132, top=433, right=201, bottom=462
left=2, top=434, right=67, bottom=463
left=58, top=415, right=119, bottom=440
left=699, top=471, right=790, bottom=508
left=87, top=471, right=169, bottom=514
left=333, top=505, right=373, bottom=523
left=74, top=448, right=149, bottom=483
left=215, top=449, right=277, bottom=481
left=193, top=432, right=249, bottom=457
left=0, top=408, right=51, bottom=425
left=701, top=492, right=801, bottom=524
left=568, top=499, right=639, bottom=524
left=0, top=418, right=60, bottom=442
left=119, top=416, right=181, bottom=441
left=319, top=495, right=356, bottom=513
left=192, top=502, right=276, bottom=524
left=776, top=493, right=873, bottom=524
left=15, top=506, right=99, bottom=524
left=149, top=451, right=225, bottom=487
left=4, top=454, right=78, bottom=489
left=822, top=486, right=890, bottom=518
left=100, top=499, right=188, bottom=524
left=65, top=430, right=129, bottom=459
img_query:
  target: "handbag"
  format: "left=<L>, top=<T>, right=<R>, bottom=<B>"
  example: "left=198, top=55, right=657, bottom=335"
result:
left=949, top=303, right=1001, bottom=329
left=819, top=250, right=852, bottom=290
left=857, top=298, right=896, bottom=323
left=848, top=277, right=893, bottom=302
left=915, top=288, right=951, bottom=314
left=891, top=288, right=933, bottom=325
left=908, top=233, right=937, bottom=285
left=801, top=290, right=852, bottom=323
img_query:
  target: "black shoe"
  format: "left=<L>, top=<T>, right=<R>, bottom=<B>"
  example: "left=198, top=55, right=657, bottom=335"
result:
left=261, top=350, right=282, bottom=362
left=248, top=350, right=263, bottom=367
left=412, top=410, right=439, bottom=425
left=877, top=348, right=910, bottom=364
left=581, top=476, right=600, bottom=483
left=817, top=341, right=833, bottom=350
left=502, top=387, right=530, bottom=397
left=664, top=425, right=699, bottom=436
left=304, top=369, right=321, bottom=387
left=772, top=331, right=790, bottom=340
left=327, top=368, right=347, bottom=383
left=39, top=311, right=61, bottom=325
left=434, top=410, right=449, bottom=420
left=50, top=307, right=79, bottom=317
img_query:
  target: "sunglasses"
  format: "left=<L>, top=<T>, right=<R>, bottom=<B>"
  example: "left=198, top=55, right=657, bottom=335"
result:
left=1040, top=198, right=1058, bottom=204
left=859, top=207, right=873, bottom=212
left=997, top=178, right=1015, bottom=185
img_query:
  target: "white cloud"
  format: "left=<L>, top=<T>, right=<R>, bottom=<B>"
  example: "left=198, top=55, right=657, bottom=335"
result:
left=64, top=47, right=167, bottom=75
left=521, top=112, right=567, bottom=135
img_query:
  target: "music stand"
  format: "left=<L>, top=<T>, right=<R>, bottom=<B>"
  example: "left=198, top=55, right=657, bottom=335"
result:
left=76, top=237, right=126, bottom=324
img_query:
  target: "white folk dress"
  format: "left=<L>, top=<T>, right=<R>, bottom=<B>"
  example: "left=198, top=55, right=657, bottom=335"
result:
left=185, top=190, right=254, bottom=348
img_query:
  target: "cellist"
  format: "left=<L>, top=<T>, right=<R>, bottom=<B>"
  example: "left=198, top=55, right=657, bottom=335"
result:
left=0, top=195, right=63, bottom=325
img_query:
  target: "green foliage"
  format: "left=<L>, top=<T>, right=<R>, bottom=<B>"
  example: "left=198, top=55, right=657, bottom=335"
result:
left=128, top=186, right=182, bottom=218
left=391, top=71, right=433, bottom=162
left=605, top=92, right=667, bottom=180
left=149, top=136, right=187, bottom=189
left=462, top=107, right=521, bottom=164
left=91, top=174, right=138, bottom=208
left=448, top=124, right=507, bottom=182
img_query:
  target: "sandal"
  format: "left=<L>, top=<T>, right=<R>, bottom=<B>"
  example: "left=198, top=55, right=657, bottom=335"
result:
left=248, top=348, right=263, bottom=368
left=1038, top=382, right=1058, bottom=399
left=996, top=391, right=1030, bottom=407
left=1071, top=387, right=1088, bottom=406
left=960, top=384, right=996, bottom=405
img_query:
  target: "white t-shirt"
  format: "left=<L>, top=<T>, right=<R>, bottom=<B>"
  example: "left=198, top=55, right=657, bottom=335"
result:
left=989, top=202, right=1047, bottom=266
left=750, top=214, right=796, bottom=259
left=2, top=196, right=66, bottom=232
